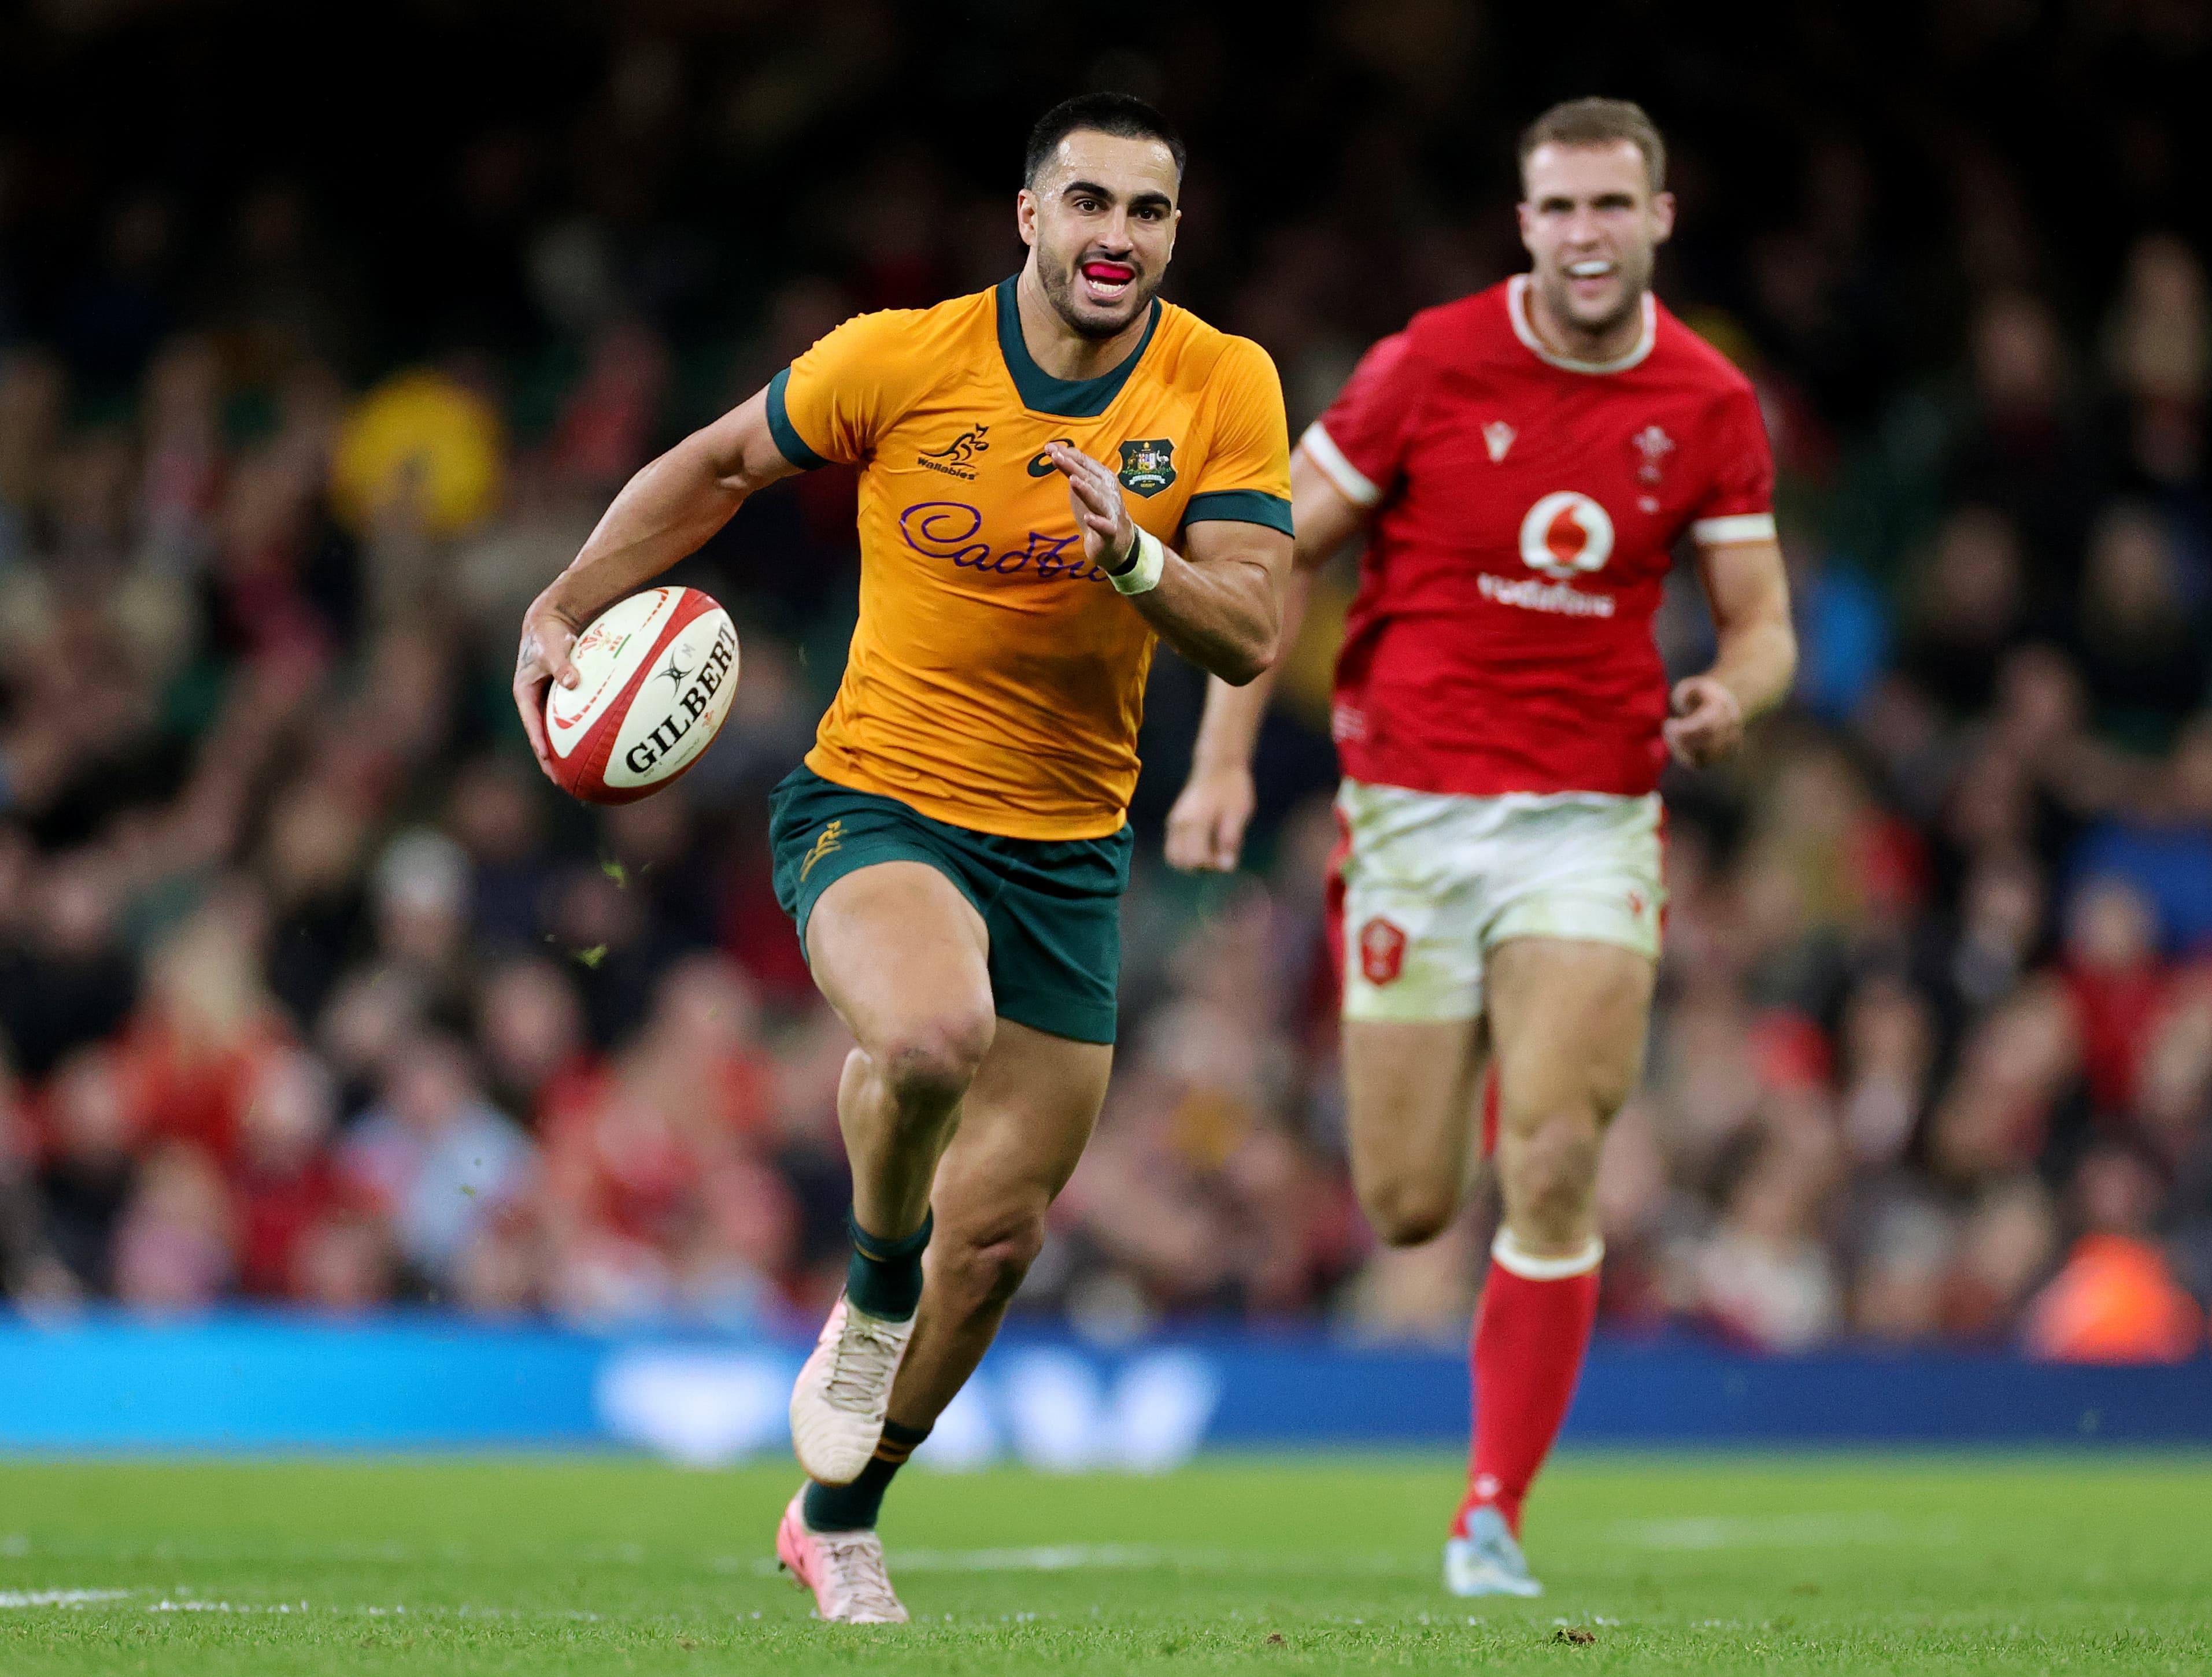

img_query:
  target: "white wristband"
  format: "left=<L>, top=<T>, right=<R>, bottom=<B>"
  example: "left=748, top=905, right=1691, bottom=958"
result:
left=1108, top=527, right=1166, bottom=596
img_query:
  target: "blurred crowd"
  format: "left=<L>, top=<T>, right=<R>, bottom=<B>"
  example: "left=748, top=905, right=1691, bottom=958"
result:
left=1, top=0, right=2210, bottom=1359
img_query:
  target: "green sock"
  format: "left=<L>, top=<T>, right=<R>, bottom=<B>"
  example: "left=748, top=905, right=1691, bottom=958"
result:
left=802, top=1419, right=931, bottom=1531
left=845, top=1209, right=931, bottom=1321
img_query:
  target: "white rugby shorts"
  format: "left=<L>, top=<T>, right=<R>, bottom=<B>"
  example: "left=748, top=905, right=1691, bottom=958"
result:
left=1334, top=778, right=1665, bottom=1024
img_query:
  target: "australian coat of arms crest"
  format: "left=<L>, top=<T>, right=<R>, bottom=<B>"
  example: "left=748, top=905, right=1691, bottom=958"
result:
left=1116, top=438, right=1177, bottom=497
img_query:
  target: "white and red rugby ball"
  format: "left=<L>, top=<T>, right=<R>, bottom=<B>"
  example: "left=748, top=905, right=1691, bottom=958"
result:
left=544, top=586, right=739, bottom=805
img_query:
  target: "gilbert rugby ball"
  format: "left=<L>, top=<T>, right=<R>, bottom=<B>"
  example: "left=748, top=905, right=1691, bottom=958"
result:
left=544, top=586, right=739, bottom=805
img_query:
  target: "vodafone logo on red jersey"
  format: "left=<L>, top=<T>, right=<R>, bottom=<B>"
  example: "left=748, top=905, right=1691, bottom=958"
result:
left=1518, top=491, right=1615, bottom=581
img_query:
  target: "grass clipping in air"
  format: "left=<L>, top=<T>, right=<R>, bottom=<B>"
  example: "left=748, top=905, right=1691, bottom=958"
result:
left=0, top=1454, right=2207, bottom=1673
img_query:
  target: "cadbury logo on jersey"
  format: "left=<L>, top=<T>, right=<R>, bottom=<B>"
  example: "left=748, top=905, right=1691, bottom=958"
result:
left=898, top=500, right=1114, bottom=584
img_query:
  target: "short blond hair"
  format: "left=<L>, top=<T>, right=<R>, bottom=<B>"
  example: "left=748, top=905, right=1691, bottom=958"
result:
left=1518, top=98, right=1666, bottom=195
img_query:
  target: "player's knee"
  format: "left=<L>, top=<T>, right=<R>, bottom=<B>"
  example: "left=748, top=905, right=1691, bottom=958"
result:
left=874, top=1009, right=994, bottom=1113
left=1504, top=1111, right=1601, bottom=1240
left=939, top=1216, right=1045, bottom=1310
left=1586, top=1064, right=1636, bottom=1128
left=1357, top=1176, right=1458, bottom=1247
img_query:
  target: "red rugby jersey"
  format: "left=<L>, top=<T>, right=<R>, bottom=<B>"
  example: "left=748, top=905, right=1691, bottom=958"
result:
left=1305, top=276, right=1774, bottom=798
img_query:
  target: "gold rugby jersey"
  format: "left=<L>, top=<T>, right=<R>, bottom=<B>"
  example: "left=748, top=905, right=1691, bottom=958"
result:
left=767, top=277, right=1290, bottom=840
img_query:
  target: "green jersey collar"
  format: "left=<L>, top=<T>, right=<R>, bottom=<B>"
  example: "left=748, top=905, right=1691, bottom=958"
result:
left=994, top=275, right=1162, bottom=419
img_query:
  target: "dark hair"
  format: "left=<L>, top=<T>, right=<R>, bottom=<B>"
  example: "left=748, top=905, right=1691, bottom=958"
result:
left=1517, top=97, right=1666, bottom=194
left=1023, top=93, right=1186, bottom=187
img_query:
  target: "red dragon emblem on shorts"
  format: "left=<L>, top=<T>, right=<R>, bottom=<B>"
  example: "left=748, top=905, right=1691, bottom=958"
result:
left=1357, top=917, right=1407, bottom=986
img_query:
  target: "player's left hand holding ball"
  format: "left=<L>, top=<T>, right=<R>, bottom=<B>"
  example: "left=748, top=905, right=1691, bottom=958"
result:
left=1662, top=674, right=1745, bottom=768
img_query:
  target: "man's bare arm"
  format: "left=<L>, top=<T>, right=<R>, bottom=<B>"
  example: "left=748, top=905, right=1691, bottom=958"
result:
left=512, top=388, right=801, bottom=775
left=1664, top=536, right=1796, bottom=769
left=1163, top=447, right=1367, bottom=871
left=1046, top=442, right=1288, bottom=685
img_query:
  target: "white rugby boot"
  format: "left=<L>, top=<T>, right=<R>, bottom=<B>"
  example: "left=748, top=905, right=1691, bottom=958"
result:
left=788, top=1292, right=916, bottom=1486
left=776, top=1489, right=908, bottom=1624
left=1444, top=1505, right=1544, bottom=1597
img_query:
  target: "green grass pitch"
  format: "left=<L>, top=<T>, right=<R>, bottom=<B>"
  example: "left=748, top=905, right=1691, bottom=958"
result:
left=1, top=1454, right=2208, bottom=1673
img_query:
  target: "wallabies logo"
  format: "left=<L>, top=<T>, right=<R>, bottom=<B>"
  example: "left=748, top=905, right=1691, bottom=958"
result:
left=1117, top=438, right=1177, bottom=497
left=917, top=424, right=989, bottom=480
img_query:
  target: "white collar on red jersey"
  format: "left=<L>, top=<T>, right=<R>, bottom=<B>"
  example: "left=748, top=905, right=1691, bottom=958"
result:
left=1507, top=274, right=1657, bottom=374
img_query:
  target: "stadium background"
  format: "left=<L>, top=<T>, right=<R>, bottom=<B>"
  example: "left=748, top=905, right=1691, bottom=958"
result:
left=1, top=0, right=2211, bottom=1452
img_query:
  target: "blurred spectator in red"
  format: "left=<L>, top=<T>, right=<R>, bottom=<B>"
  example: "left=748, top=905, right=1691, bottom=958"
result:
left=114, top=886, right=290, bottom=1158
left=549, top=321, right=668, bottom=493
left=539, top=955, right=779, bottom=1320
left=229, top=1047, right=342, bottom=1298
left=2059, top=875, right=2173, bottom=1122
left=2024, top=1141, right=2202, bottom=1363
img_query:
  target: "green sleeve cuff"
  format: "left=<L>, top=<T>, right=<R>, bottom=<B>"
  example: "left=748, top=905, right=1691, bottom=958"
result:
left=765, top=368, right=831, bottom=471
left=1181, top=489, right=1293, bottom=536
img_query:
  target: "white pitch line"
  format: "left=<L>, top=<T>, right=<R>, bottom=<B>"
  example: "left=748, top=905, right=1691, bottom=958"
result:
left=0, top=1590, right=133, bottom=1609
left=1607, top=1512, right=1958, bottom=1550
left=740, top=1543, right=1429, bottom=1578
left=147, top=1600, right=311, bottom=1615
left=894, top=1544, right=1208, bottom=1574
left=742, top=1545, right=1194, bottom=1578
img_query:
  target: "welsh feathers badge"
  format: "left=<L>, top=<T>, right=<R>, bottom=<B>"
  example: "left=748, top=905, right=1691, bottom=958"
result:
left=1117, top=438, right=1177, bottom=497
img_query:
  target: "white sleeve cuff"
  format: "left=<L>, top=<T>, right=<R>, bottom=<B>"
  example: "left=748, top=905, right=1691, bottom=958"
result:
left=1692, top=512, right=1777, bottom=546
left=1299, top=422, right=1381, bottom=508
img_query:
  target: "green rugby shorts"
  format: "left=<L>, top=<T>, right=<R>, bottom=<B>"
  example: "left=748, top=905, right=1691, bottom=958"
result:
left=768, top=764, right=1131, bottom=1045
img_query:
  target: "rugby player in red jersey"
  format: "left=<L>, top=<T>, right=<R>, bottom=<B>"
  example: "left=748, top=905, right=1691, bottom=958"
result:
left=1166, top=98, right=1796, bottom=1596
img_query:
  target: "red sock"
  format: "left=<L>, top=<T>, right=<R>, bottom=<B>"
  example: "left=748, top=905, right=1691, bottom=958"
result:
left=1454, top=1232, right=1602, bottom=1540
